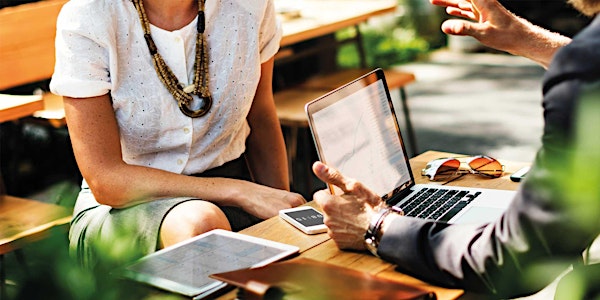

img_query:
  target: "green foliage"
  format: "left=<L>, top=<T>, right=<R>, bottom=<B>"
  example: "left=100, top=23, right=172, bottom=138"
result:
left=543, top=82, right=600, bottom=299
left=335, top=0, right=446, bottom=69
left=557, top=82, right=600, bottom=232
left=337, top=27, right=429, bottom=69
left=7, top=221, right=167, bottom=299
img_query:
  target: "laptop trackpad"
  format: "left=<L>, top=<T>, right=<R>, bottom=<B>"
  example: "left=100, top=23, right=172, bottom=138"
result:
left=453, top=206, right=503, bottom=225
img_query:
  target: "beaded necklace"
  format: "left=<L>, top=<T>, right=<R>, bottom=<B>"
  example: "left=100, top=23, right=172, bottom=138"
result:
left=132, top=0, right=212, bottom=118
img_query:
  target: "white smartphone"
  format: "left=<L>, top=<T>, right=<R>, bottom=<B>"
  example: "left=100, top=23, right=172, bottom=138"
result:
left=279, top=206, right=328, bottom=235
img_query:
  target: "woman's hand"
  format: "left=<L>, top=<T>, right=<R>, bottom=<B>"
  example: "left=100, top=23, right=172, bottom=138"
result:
left=234, top=181, right=306, bottom=220
left=312, top=162, right=385, bottom=250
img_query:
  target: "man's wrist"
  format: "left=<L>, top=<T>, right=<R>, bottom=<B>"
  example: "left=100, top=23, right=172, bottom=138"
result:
left=364, top=206, right=403, bottom=257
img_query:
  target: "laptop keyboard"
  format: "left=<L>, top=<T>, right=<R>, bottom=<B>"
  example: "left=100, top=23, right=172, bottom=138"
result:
left=400, top=187, right=480, bottom=222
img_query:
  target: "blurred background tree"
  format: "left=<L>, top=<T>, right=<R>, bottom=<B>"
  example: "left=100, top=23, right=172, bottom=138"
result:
left=336, top=0, right=590, bottom=69
left=337, top=0, right=446, bottom=69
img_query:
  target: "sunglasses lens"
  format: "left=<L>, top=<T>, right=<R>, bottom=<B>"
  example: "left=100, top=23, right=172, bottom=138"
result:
left=424, top=158, right=460, bottom=181
left=468, top=156, right=503, bottom=177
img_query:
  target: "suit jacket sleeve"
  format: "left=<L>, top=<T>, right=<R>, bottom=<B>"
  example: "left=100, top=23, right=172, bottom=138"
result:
left=377, top=15, right=600, bottom=298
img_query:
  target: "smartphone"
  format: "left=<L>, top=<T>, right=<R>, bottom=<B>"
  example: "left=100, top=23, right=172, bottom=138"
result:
left=279, top=206, right=328, bottom=235
left=510, top=166, right=530, bottom=182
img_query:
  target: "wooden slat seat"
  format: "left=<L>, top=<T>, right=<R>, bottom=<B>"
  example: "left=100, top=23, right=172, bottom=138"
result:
left=300, top=68, right=418, bottom=155
left=274, top=88, right=331, bottom=127
left=300, top=68, right=416, bottom=91
left=274, top=68, right=417, bottom=154
left=0, top=0, right=69, bottom=127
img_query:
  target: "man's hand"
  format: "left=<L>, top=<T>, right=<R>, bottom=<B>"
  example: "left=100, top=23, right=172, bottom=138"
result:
left=432, top=0, right=525, bottom=53
left=312, top=162, right=385, bottom=250
left=430, top=0, right=570, bottom=68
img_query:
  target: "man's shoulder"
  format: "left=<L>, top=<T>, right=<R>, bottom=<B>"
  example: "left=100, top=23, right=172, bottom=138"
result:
left=545, top=16, right=600, bottom=85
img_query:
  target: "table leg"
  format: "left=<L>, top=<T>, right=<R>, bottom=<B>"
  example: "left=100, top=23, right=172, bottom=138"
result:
left=400, top=87, right=418, bottom=156
left=1, top=254, right=6, bottom=300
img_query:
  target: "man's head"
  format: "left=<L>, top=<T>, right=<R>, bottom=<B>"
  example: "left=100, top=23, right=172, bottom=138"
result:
left=569, top=0, right=600, bottom=16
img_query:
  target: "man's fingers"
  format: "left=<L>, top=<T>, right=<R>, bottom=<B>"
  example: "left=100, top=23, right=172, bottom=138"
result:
left=430, top=0, right=461, bottom=8
left=312, top=161, right=348, bottom=192
left=313, top=189, right=332, bottom=208
left=312, top=161, right=366, bottom=195
left=446, top=6, right=476, bottom=20
left=441, top=19, right=486, bottom=37
left=312, top=161, right=381, bottom=204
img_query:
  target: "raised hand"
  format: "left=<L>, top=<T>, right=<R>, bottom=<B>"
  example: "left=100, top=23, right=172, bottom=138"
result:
left=312, top=161, right=385, bottom=250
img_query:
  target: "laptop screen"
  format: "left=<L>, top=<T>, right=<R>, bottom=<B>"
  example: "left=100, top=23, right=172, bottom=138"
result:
left=306, top=69, right=413, bottom=198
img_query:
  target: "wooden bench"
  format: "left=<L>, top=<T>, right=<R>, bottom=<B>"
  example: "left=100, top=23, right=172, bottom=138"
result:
left=274, top=68, right=417, bottom=194
left=0, top=1, right=72, bottom=296
left=0, top=0, right=68, bottom=127
left=299, top=68, right=417, bottom=155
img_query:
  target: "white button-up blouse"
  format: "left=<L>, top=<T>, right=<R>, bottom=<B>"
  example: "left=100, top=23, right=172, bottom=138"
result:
left=50, top=0, right=282, bottom=175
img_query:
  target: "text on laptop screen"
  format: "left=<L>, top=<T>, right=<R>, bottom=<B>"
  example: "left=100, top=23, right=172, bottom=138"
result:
left=311, top=78, right=411, bottom=196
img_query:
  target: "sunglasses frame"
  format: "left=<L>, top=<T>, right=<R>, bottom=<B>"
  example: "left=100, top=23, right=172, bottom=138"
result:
left=421, top=155, right=505, bottom=181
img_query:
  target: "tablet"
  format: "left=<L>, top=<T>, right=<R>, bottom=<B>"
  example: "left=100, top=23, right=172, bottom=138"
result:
left=119, top=229, right=299, bottom=299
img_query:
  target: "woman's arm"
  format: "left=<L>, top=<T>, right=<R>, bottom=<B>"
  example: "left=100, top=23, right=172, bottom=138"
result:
left=64, top=94, right=304, bottom=217
left=245, top=57, right=290, bottom=191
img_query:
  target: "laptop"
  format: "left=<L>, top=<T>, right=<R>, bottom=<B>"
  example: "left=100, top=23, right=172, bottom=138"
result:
left=305, top=68, right=516, bottom=225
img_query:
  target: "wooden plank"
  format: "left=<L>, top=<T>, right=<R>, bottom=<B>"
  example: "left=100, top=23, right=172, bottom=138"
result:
left=0, top=0, right=68, bottom=90
left=279, top=0, right=397, bottom=47
left=377, top=268, right=464, bottom=300
left=301, top=68, right=416, bottom=90
left=240, top=201, right=330, bottom=253
left=234, top=151, right=528, bottom=300
left=0, top=195, right=72, bottom=255
left=0, top=93, right=43, bottom=122
left=33, top=91, right=66, bottom=127
left=273, top=88, right=329, bottom=127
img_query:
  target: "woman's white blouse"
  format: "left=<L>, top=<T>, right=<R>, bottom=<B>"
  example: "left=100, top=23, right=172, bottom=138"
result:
left=50, top=0, right=282, bottom=175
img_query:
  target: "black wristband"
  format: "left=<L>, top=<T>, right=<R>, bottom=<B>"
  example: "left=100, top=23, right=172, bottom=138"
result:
left=364, top=206, right=403, bottom=257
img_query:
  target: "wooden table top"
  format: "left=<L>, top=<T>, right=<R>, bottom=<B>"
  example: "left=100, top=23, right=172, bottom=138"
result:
left=225, top=150, right=528, bottom=300
left=278, top=0, right=397, bottom=47
left=0, top=195, right=72, bottom=255
left=0, top=94, right=44, bottom=123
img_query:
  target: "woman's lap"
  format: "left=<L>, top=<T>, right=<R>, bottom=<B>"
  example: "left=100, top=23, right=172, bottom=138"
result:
left=70, top=197, right=262, bottom=268
left=69, top=156, right=262, bottom=267
left=69, top=197, right=193, bottom=267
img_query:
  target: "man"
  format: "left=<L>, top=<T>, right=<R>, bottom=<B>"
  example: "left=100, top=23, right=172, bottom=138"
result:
left=313, top=0, right=600, bottom=298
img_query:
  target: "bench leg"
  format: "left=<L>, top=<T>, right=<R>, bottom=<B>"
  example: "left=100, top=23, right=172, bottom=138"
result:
left=285, top=126, right=299, bottom=187
left=1, top=254, right=6, bottom=300
left=399, top=87, right=418, bottom=156
left=302, top=128, right=314, bottom=197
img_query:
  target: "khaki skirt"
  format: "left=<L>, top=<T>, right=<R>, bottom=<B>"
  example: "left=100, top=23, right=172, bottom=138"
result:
left=69, top=156, right=262, bottom=268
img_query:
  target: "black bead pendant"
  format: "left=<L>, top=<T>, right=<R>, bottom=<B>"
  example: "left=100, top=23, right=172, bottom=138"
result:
left=179, top=95, right=212, bottom=118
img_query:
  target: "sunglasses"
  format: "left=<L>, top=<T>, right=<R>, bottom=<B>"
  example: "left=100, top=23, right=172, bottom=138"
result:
left=421, top=155, right=505, bottom=181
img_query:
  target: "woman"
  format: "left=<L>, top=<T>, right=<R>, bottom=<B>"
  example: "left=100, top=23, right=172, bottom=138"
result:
left=50, top=0, right=305, bottom=266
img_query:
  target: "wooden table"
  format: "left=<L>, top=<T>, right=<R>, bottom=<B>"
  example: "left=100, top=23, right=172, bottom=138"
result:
left=0, top=94, right=44, bottom=123
left=278, top=0, right=397, bottom=47
left=0, top=195, right=72, bottom=255
left=224, top=150, right=528, bottom=300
